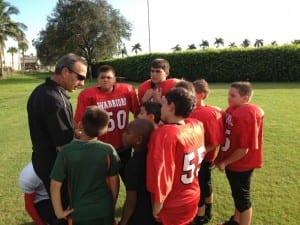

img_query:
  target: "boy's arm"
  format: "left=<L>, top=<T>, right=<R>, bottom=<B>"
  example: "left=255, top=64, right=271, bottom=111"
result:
left=50, top=179, right=74, bottom=219
left=119, top=190, right=137, bottom=225
left=152, top=202, right=163, bottom=220
left=108, top=175, right=120, bottom=211
left=216, top=148, right=248, bottom=172
left=24, top=193, right=46, bottom=225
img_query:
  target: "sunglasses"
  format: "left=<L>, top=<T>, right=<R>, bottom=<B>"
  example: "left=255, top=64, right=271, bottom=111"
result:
left=67, top=67, right=86, bottom=81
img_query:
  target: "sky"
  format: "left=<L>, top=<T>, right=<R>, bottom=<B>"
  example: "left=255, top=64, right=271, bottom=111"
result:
left=5, top=0, right=300, bottom=62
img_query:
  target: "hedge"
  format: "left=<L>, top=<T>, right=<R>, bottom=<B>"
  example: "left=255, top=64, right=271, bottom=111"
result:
left=92, top=45, right=300, bottom=82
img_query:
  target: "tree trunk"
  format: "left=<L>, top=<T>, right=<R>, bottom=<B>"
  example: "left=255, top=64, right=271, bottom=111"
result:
left=0, top=45, right=3, bottom=77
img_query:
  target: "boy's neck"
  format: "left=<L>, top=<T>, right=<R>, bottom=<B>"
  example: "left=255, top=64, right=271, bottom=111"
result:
left=166, top=116, right=185, bottom=125
left=133, top=144, right=147, bottom=152
left=78, top=133, right=98, bottom=142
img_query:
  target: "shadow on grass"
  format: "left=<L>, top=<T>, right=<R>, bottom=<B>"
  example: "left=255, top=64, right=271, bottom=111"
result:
left=0, top=72, right=51, bottom=85
left=20, top=222, right=35, bottom=225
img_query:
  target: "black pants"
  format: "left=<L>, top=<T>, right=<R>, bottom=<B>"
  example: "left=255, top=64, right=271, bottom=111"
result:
left=226, top=169, right=253, bottom=212
left=35, top=200, right=67, bottom=225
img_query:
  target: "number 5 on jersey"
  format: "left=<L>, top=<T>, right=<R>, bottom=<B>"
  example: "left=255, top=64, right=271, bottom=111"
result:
left=181, top=146, right=206, bottom=185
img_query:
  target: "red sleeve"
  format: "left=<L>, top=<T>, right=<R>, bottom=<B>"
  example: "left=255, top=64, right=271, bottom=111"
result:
left=74, top=89, right=92, bottom=123
left=128, top=85, right=140, bottom=116
left=147, top=129, right=176, bottom=203
left=24, top=193, right=46, bottom=225
left=204, top=111, right=224, bottom=146
left=138, top=81, right=150, bottom=101
left=242, top=108, right=263, bottom=150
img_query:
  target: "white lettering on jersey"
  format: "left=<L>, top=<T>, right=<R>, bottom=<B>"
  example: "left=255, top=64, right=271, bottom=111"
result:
left=97, top=98, right=127, bottom=110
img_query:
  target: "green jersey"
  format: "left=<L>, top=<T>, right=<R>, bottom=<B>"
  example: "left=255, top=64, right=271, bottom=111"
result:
left=51, top=139, right=119, bottom=221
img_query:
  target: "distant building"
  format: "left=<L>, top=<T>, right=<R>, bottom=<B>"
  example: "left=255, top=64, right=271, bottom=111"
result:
left=20, top=55, right=40, bottom=71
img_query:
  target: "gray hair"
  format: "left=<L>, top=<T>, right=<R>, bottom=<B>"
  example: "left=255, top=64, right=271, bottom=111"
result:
left=55, top=53, right=87, bottom=75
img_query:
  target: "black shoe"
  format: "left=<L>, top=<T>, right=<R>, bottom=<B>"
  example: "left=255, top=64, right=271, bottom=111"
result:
left=219, top=216, right=239, bottom=225
left=205, top=203, right=212, bottom=222
left=193, top=216, right=206, bottom=225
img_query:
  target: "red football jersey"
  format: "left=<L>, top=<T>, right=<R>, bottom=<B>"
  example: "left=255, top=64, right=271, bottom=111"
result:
left=138, top=78, right=178, bottom=102
left=190, top=105, right=225, bottom=162
left=74, top=83, right=140, bottom=149
left=147, top=118, right=206, bottom=225
left=218, top=104, right=264, bottom=171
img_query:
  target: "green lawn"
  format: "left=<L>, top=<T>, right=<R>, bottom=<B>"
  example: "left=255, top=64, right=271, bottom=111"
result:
left=0, top=73, right=299, bottom=225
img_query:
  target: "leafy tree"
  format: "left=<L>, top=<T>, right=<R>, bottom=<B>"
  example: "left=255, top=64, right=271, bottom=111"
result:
left=33, top=0, right=131, bottom=76
left=0, top=0, right=27, bottom=76
left=254, top=39, right=264, bottom=47
left=6, top=46, right=17, bottom=68
left=187, top=44, right=197, bottom=50
left=228, top=42, right=237, bottom=48
left=241, top=39, right=251, bottom=48
left=199, top=40, right=209, bottom=49
left=214, top=37, right=224, bottom=48
left=132, top=43, right=142, bottom=55
left=172, top=44, right=182, bottom=52
left=18, top=40, right=28, bottom=71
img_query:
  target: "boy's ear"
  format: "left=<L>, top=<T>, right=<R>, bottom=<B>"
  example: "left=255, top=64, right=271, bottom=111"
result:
left=98, top=127, right=108, bottom=136
left=243, top=95, right=250, bottom=103
left=78, top=121, right=83, bottom=130
left=169, top=102, right=176, bottom=112
left=148, top=113, right=155, bottom=122
left=136, top=135, right=143, bottom=145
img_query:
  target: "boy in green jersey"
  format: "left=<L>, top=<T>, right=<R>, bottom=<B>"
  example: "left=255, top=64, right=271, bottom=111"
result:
left=50, top=106, right=120, bottom=225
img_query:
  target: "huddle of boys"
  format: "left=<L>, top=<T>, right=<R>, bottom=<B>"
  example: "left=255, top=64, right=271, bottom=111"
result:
left=23, top=54, right=264, bottom=225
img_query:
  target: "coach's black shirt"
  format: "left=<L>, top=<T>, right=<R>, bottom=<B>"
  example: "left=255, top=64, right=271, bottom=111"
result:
left=27, top=78, right=74, bottom=177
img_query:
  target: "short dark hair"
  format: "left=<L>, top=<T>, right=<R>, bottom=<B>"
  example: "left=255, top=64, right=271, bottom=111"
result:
left=82, top=106, right=109, bottom=138
left=141, top=102, right=162, bottom=123
left=55, top=53, right=87, bottom=75
left=165, top=87, right=195, bottom=118
left=128, top=119, right=154, bottom=146
left=231, top=81, right=253, bottom=97
left=193, top=79, right=210, bottom=98
left=175, top=80, right=195, bottom=95
left=151, top=58, right=170, bottom=74
left=97, top=65, right=116, bottom=76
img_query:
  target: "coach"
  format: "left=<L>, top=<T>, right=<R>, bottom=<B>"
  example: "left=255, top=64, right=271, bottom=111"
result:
left=27, top=53, right=87, bottom=217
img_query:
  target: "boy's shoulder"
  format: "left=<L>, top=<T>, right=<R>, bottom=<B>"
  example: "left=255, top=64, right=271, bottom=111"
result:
left=138, top=79, right=151, bottom=89
left=78, top=85, right=99, bottom=97
left=61, top=140, right=114, bottom=152
left=114, top=83, right=135, bottom=93
left=235, top=104, right=264, bottom=117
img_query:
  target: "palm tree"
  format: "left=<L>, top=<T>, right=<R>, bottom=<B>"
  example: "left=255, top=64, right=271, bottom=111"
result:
left=199, top=40, right=209, bottom=49
left=241, top=39, right=251, bottom=48
left=214, top=37, right=224, bottom=48
left=0, top=1, right=27, bottom=76
left=18, top=40, right=28, bottom=71
left=187, top=44, right=197, bottom=50
left=171, top=44, right=182, bottom=52
left=254, top=39, right=264, bottom=48
left=291, top=39, right=300, bottom=45
left=7, top=46, right=17, bottom=69
left=228, top=42, right=237, bottom=48
left=131, top=43, right=142, bottom=55
left=120, top=47, right=127, bottom=57
left=271, top=41, right=278, bottom=46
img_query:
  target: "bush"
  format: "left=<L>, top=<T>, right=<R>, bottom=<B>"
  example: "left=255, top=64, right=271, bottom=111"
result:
left=92, top=45, right=300, bottom=82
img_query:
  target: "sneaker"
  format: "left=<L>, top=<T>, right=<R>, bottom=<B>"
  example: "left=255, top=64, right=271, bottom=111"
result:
left=217, top=216, right=239, bottom=225
left=193, top=216, right=206, bottom=225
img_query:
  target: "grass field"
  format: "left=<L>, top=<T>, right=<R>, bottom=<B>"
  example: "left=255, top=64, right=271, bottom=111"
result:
left=0, top=73, right=299, bottom=225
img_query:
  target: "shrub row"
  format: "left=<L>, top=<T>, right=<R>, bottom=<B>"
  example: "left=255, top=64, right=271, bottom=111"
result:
left=92, top=45, right=300, bottom=82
